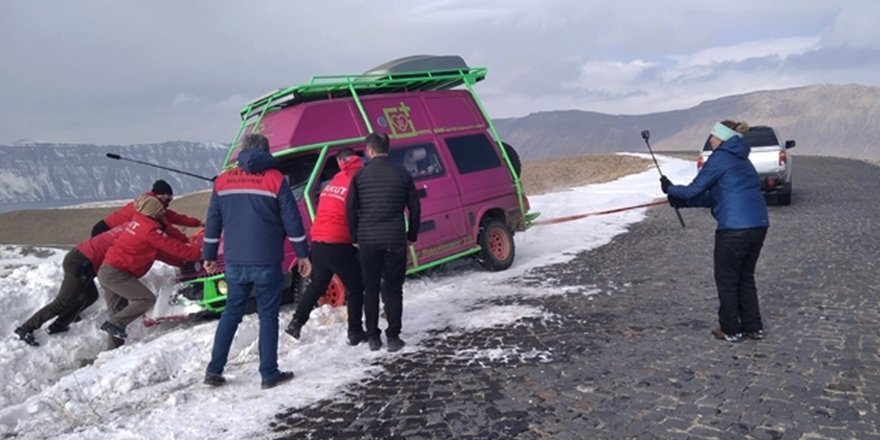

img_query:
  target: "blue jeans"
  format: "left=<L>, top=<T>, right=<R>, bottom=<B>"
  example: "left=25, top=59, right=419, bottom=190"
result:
left=206, top=264, right=284, bottom=381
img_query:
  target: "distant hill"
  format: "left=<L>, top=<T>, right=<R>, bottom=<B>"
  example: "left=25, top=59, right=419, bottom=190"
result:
left=0, top=141, right=225, bottom=207
left=494, top=84, right=880, bottom=160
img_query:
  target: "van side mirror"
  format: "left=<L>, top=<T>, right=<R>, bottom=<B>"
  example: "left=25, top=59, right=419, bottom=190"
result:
left=785, top=140, right=796, bottom=149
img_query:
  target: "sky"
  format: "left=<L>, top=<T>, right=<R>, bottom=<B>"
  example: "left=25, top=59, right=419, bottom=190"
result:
left=1, top=0, right=879, bottom=145
left=0, top=154, right=697, bottom=439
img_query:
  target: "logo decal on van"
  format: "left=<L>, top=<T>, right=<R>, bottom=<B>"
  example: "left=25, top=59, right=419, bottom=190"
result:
left=382, top=102, right=416, bottom=136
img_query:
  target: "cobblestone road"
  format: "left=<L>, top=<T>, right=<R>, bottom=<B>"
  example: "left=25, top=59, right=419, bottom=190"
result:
left=271, top=156, right=880, bottom=439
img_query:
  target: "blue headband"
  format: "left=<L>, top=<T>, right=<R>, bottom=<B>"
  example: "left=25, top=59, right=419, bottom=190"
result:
left=710, top=122, right=741, bottom=141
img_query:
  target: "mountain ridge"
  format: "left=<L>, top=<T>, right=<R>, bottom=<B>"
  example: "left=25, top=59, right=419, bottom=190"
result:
left=0, top=141, right=225, bottom=206
left=493, top=83, right=880, bottom=160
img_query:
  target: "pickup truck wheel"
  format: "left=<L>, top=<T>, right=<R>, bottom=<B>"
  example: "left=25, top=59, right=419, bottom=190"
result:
left=317, top=275, right=347, bottom=307
left=477, top=219, right=515, bottom=271
left=778, top=182, right=792, bottom=206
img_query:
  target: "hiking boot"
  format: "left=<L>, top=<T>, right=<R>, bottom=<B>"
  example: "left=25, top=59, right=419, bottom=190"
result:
left=14, top=327, right=39, bottom=347
left=204, top=373, right=226, bottom=387
left=386, top=336, right=405, bottom=353
left=711, top=328, right=743, bottom=343
left=347, top=329, right=366, bottom=346
left=47, top=322, right=70, bottom=335
left=100, top=321, right=128, bottom=340
left=285, top=321, right=302, bottom=340
left=367, top=336, right=382, bottom=351
left=745, top=329, right=765, bottom=340
left=261, top=371, right=295, bottom=390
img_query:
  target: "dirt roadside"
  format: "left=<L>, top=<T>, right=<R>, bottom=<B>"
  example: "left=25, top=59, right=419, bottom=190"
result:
left=0, top=154, right=653, bottom=246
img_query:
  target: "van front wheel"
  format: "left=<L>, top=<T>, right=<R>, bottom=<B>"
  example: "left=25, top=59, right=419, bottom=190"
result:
left=477, top=219, right=515, bottom=271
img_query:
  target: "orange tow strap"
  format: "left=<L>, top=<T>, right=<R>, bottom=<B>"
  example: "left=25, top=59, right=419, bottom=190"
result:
left=532, top=199, right=667, bottom=226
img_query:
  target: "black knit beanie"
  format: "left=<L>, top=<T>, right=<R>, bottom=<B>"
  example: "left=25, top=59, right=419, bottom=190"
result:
left=151, top=179, right=173, bottom=196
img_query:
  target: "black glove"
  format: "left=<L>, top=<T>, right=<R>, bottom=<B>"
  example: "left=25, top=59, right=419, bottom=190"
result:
left=660, top=176, right=673, bottom=194
left=667, top=195, right=687, bottom=208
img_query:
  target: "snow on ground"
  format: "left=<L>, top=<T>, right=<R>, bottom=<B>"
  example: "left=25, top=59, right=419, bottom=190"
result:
left=0, top=154, right=696, bottom=439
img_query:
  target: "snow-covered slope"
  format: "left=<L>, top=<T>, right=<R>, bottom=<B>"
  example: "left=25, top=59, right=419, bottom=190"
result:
left=0, top=154, right=697, bottom=439
left=0, top=141, right=226, bottom=205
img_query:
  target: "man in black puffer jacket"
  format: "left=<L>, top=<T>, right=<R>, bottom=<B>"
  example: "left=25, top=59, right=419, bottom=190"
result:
left=346, top=132, right=421, bottom=353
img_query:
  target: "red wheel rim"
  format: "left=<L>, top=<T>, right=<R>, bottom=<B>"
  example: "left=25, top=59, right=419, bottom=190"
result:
left=487, top=226, right=511, bottom=261
left=318, top=275, right=346, bottom=307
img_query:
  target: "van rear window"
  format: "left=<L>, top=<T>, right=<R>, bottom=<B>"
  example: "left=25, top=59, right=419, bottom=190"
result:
left=445, top=134, right=502, bottom=174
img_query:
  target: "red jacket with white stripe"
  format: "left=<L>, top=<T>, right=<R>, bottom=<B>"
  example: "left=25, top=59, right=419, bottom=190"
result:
left=103, top=213, right=201, bottom=278
left=203, top=149, right=309, bottom=265
left=309, top=156, right=364, bottom=244
left=104, top=192, right=201, bottom=229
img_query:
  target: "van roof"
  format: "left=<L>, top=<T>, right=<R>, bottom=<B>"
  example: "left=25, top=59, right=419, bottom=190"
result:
left=240, top=60, right=486, bottom=121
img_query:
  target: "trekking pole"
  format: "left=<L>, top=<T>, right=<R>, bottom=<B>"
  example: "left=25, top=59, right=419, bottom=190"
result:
left=640, top=130, right=685, bottom=228
left=105, top=153, right=215, bottom=182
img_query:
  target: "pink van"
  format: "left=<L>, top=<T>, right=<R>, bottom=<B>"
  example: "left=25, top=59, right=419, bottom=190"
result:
left=178, top=55, right=538, bottom=311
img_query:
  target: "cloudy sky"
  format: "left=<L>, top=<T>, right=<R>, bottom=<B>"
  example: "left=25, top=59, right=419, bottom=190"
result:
left=1, top=0, right=878, bottom=145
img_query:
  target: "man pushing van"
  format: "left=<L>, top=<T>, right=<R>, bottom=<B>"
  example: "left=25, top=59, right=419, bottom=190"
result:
left=285, top=148, right=368, bottom=346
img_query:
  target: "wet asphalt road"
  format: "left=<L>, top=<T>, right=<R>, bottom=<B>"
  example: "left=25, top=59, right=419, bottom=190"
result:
left=269, top=156, right=880, bottom=439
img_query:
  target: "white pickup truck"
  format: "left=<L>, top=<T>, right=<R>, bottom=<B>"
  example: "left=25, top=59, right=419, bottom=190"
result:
left=697, top=125, right=796, bottom=205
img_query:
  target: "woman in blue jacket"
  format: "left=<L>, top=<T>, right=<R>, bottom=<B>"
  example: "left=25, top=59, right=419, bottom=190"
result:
left=662, top=120, right=769, bottom=343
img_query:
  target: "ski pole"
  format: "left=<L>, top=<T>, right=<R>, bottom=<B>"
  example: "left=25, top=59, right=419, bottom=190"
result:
left=640, top=130, right=685, bottom=228
left=105, top=153, right=215, bottom=182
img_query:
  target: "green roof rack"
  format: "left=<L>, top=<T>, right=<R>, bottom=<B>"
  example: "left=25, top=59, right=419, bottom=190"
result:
left=239, top=66, right=487, bottom=121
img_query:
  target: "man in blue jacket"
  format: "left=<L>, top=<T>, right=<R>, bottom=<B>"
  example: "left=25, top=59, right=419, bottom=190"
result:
left=662, top=120, right=769, bottom=344
left=202, top=133, right=312, bottom=389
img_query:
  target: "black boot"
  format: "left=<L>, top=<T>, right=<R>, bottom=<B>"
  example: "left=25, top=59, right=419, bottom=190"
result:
left=347, top=329, right=366, bottom=346
left=285, top=321, right=302, bottom=340
left=261, top=371, right=295, bottom=390
left=47, top=321, right=71, bottom=335
left=387, top=336, right=405, bottom=352
left=14, top=327, right=39, bottom=347
left=100, top=321, right=128, bottom=340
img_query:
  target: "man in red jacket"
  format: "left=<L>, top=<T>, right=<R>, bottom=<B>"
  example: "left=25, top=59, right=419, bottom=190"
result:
left=90, top=179, right=203, bottom=237
left=14, top=227, right=123, bottom=347
left=285, top=148, right=367, bottom=346
left=97, top=195, right=201, bottom=349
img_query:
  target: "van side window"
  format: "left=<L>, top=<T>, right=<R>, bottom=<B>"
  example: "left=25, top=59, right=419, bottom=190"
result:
left=445, top=133, right=502, bottom=174
left=278, top=154, right=319, bottom=201
left=389, top=143, right=445, bottom=180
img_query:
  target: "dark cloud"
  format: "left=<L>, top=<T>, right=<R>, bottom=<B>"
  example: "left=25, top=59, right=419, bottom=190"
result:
left=784, top=46, right=880, bottom=71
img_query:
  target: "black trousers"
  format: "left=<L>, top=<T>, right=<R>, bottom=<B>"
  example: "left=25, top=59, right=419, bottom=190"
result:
left=359, top=245, right=406, bottom=339
left=292, top=242, right=365, bottom=332
left=20, top=249, right=98, bottom=332
left=714, top=227, right=768, bottom=334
